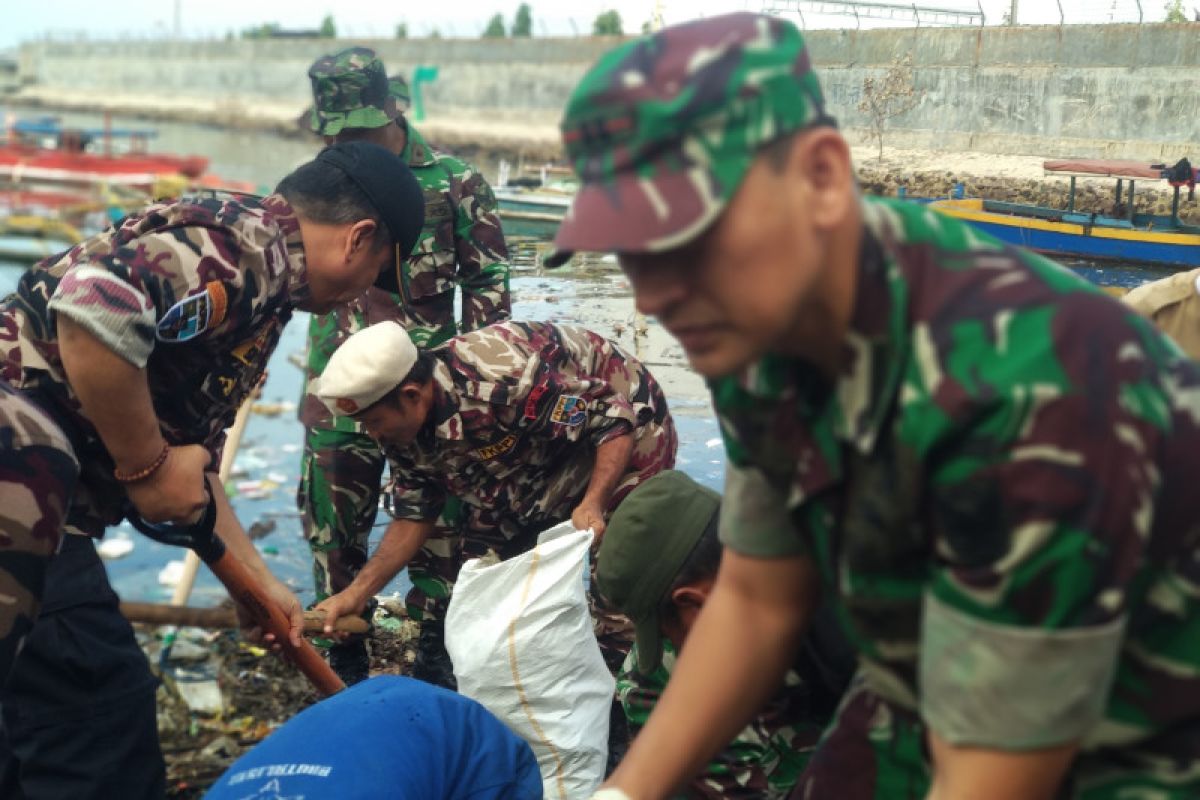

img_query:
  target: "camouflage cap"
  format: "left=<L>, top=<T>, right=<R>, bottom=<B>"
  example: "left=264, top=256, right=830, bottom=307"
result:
left=308, top=47, right=407, bottom=136
left=546, top=12, right=831, bottom=268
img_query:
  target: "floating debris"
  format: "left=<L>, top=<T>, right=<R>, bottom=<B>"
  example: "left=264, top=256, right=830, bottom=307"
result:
left=159, top=559, right=187, bottom=587
left=97, top=534, right=135, bottom=560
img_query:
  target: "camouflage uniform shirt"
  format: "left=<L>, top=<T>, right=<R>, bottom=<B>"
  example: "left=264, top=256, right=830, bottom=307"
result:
left=716, top=198, right=1200, bottom=797
left=617, top=640, right=814, bottom=799
left=0, top=379, right=78, bottom=677
left=0, top=194, right=306, bottom=536
left=387, top=321, right=677, bottom=539
left=300, top=123, right=511, bottom=432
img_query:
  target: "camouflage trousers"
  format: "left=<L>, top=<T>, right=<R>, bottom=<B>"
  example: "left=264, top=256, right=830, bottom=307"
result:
left=297, top=427, right=461, bottom=622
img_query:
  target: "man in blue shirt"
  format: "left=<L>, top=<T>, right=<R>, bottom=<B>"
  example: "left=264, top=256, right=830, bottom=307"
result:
left=205, top=676, right=543, bottom=799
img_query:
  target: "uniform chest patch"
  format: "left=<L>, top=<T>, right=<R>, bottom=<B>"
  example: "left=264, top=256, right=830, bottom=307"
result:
left=549, top=395, right=587, bottom=427
left=474, top=434, right=517, bottom=460
left=156, top=282, right=227, bottom=343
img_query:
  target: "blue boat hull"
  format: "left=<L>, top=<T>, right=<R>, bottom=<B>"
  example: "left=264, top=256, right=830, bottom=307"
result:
left=961, top=218, right=1200, bottom=268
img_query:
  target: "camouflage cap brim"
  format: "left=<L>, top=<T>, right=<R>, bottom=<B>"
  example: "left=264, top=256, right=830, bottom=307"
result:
left=309, top=99, right=398, bottom=136
left=546, top=159, right=747, bottom=268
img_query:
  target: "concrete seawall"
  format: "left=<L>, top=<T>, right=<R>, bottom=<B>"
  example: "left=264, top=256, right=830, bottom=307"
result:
left=9, top=23, right=1200, bottom=160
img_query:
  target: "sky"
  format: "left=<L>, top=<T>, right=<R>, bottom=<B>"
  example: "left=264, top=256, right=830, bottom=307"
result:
left=0, top=0, right=1179, bottom=51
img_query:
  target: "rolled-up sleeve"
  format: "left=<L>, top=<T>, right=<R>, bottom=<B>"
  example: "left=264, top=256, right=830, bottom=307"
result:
left=919, top=380, right=1153, bottom=750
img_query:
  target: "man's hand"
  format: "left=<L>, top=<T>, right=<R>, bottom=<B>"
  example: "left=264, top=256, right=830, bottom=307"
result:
left=313, top=588, right=369, bottom=640
left=124, top=444, right=211, bottom=524
left=237, top=574, right=306, bottom=651
left=572, top=501, right=608, bottom=542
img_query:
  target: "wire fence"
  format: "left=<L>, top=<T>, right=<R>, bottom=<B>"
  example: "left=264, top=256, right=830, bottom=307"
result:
left=20, top=0, right=1196, bottom=45
left=763, top=0, right=1192, bottom=28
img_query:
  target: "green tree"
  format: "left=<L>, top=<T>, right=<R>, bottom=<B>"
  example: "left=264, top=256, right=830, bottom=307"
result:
left=319, top=14, right=336, bottom=38
left=395, top=21, right=409, bottom=39
left=1164, top=0, right=1187, bottom=21
left=429, top=27, right=442, bottom=39
left=512, top=3, right=533, bottom=37
left=241, top=22, right=279, bottom=39
left=483, top=13, right=507, bottom=38
left=593, top=10, right=623, bottom=35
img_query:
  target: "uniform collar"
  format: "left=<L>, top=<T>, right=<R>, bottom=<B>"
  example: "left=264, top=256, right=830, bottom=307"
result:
left=834, top=199, right=910, bottom=456
left=399, top=120, right=437, bottom=169
left=259, top=193, right=310, bottom=308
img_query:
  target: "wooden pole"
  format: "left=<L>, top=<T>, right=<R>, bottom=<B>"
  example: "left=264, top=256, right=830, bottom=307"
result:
left=121, top=602, right=369, bottom=635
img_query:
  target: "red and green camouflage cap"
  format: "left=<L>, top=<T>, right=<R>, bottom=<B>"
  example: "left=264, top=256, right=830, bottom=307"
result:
left=546, top=12, right=831, bottom=268
left=308, top=47, right=408, bottom=136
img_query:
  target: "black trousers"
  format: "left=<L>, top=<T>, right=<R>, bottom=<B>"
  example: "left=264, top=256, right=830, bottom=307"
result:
left=0, top=534, right=164, bottom=800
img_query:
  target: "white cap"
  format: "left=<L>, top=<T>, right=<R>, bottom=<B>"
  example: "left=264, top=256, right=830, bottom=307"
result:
left=313, top=321, right=418, bottom=416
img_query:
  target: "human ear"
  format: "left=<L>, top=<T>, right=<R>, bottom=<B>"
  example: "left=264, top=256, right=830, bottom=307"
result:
left=346, top=219, right=380, bottom=261
left=792, top=128, right=855, bottom=232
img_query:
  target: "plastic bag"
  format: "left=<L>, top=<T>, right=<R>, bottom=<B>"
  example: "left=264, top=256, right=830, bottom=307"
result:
left=446, top=523, right=613, bottom=799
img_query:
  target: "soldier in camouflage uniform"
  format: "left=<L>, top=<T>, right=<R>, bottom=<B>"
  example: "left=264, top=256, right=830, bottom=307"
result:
left=597, top=471, right=852, bottom=799
left=0, top=142, right=425, bottom=799
left=548, top=14, right=1200, bottom=800
left=309, top=320, right=677, bottom=677
left=0, top=380, right=77, bottom=684
left=300, top=46, right=511, bottom=686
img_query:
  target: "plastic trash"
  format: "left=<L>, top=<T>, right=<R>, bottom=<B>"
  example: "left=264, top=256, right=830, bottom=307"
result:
left=158, top=559, right=186, bottom=587
left=97, top=534, right=134, bottom=560
left=446, top=523, right=612, bottom=799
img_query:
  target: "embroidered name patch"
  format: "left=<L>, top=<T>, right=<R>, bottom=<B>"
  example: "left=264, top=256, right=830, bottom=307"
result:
left=549, top=395, right=587, bottom=427
left=156, top=282, right=227, bottom=343
left=474, top=434, right=517, bottom=460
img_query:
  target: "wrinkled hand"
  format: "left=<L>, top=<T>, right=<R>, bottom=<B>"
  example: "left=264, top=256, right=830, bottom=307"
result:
left=572, top=502, right=607, bottom=545
left=237, top=575, right=305, bottom=652
left=313, top=588, right=368, bottom=641
left=124, top=444, right=210, bottom=524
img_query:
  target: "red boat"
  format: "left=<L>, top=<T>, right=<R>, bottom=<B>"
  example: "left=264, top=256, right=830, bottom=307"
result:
left=0, top=116, right=209, bottom=190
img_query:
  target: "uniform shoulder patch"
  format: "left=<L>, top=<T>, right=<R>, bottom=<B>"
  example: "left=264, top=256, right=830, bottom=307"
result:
left=549, top=395, right=587, bottom=427
left=156, top=282, right=227, bottom=343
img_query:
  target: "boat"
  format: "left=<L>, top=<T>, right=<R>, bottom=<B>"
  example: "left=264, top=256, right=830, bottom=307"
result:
left=1, top=116, right=210, bottom=190
left=931, top=158, right=1200, bottom=268
left=493, top=160, right=571, bottom=239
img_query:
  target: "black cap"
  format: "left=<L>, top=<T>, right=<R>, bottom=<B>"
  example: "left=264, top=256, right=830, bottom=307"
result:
left=315, top=140, right=425, bottom=291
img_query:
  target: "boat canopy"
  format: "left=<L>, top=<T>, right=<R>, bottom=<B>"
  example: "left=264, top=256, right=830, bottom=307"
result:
left=1043, top=159, right=1167, bottom=180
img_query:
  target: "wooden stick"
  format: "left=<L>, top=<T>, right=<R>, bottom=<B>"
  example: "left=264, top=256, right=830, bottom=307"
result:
left=121, top=602, right=370, bottom=635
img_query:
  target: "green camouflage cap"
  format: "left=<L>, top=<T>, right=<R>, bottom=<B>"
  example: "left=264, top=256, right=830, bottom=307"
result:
left=594, top=470, right=720, bottom=676
left=546, top=12, right=831, bottom=268
left=308, top=47, right=406, bottom=136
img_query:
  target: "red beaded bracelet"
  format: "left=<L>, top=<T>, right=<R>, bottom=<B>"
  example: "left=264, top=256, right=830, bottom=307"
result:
left=113, top=442, right=171, bottom=484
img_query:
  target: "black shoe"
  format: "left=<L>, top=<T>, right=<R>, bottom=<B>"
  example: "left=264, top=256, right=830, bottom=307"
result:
left=328, top=640, right=369, bottom=686
left=410, top=619, right=457, bottom=691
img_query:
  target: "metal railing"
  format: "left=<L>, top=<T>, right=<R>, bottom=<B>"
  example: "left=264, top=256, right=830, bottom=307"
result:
left=762, top=0, right=985, bottom=27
